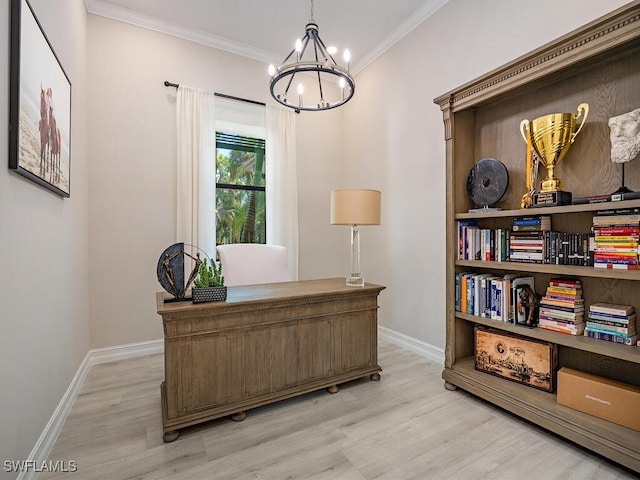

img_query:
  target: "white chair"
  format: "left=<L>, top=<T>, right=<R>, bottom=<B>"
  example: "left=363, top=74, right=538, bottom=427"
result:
left=216, top=243, right=291, bottom=286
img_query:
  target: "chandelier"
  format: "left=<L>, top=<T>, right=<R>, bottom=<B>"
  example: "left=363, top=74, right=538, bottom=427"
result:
left=268, top=0, right=355, bottom=112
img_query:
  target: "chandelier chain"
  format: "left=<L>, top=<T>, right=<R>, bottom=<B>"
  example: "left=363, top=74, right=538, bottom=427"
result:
left=310, top=0, right=314, bottom=21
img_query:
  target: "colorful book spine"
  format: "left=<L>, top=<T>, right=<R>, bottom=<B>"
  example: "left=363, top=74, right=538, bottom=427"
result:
left=549, top=278, right=581, bottom=288
left=594, top=263, right=640, bottom=270
left=573, top=191, right=640, bottom=204
left=590, top=303, right=635, bottom=316
left=587, top=313, right=634, bottom=325
left=584, top=330, right=639, bottom=345
left=585, top=321, right=636, bottom=335
left=539, top=322, right=585, bottom=335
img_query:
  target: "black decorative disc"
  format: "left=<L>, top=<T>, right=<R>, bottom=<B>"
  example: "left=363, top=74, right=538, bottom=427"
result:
left=466, top=158, right=509, bottom=207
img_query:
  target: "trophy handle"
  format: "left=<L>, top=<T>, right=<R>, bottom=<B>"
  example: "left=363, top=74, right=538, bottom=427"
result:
left=519, top=119, right=530, bottom=143
left=572, top=103, right=589, bottom=141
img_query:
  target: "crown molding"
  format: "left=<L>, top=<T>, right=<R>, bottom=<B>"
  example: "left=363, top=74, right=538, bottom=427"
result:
left=85, top=0, right=279, bottom=64
left=353, top=0, right=449, bottom=74
left=85, top=0, right=448, bottom=76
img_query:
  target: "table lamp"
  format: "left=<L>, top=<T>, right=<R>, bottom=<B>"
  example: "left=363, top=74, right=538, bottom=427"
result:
left=330, top=189, right=381, bottom=287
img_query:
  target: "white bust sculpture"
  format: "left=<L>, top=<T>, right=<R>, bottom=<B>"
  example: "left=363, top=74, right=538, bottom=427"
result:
left=609, top=107, right=640, bottom=164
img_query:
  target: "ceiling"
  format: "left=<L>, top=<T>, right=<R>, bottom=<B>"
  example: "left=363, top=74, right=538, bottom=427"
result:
left=85, top=0, right=449, bottom=74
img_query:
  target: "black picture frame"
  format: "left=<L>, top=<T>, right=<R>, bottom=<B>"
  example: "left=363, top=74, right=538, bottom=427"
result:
left=9, top=0, right=72, bottom=197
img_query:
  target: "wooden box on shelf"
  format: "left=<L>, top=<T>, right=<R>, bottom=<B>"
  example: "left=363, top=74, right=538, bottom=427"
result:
left=435, top=1, right=640, bottom=473
left=475, top=327, right=557, bottom=392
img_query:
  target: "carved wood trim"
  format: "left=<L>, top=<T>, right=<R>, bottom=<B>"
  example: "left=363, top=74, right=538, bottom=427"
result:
left=434, top=1, right=640, bottom=111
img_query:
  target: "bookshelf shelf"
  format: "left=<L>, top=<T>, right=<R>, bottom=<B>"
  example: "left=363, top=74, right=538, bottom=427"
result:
left=455, top=260, right=640, bottom=281
left=455, top=199, right=640, bottom=220
left=444, top=357, right=640, bottom=471
left=436, top=2, right=640, bottom=473
left=456, top=312, right=640, bottom=364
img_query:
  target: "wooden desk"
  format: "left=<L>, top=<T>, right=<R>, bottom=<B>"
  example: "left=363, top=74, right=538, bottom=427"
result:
left=156, top=278, right=385, bottom=441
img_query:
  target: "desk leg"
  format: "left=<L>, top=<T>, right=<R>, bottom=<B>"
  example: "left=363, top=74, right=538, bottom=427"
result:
left=327, top=385, right=339, bottom=394
left=231, top=411, right=247, bottom=422
left=163, top=430, right=180, bottom=442
left=370, top=373, right=381, bottom=381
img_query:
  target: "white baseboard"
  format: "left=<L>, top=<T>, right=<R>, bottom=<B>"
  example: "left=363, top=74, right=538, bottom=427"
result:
left=19, top=339, right=164, bottom=480
left=378, top=325, right=445, bottom=365
left=17, top=351, right=92, bottom=480
left=90, top=339, right=164, bottom=365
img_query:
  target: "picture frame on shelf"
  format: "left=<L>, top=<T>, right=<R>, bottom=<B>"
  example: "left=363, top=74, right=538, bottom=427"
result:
left=9, top=0, right=72, bottom=197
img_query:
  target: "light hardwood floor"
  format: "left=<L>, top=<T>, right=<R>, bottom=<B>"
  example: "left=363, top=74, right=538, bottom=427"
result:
left=42, top=339, right=636, bottom=479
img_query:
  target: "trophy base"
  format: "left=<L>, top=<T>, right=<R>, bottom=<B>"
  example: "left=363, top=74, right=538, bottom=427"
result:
left=532, top=190, right=572, bottom=207
left=541, top=178, right=562, bottom=192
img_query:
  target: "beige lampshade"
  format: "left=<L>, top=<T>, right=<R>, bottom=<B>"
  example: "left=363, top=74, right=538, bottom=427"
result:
left=330, top=189, right=381, bottom=225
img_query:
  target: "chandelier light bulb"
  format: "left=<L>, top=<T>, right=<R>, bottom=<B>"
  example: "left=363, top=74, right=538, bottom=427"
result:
left=295, top=38, right=303, bottom=62
left=327, top=46, right=337, bottom=55
left=297, top=83, right=304, bottom=95
left=343, top=49, right=351, bottom=63
left=339, top=77, right=346, bottom=89
left=268, top=64, right=276, bottom=76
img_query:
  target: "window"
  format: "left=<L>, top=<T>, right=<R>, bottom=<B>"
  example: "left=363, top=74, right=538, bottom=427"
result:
left=215, top=132, right=266, bottom=245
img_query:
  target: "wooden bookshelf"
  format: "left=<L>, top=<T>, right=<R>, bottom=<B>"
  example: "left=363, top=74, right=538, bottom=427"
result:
left=435, top=1, right=640, bottom=473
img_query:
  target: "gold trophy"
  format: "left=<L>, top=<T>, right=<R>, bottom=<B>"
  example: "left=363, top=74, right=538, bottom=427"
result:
left=520, top=103, right=589, bottom=207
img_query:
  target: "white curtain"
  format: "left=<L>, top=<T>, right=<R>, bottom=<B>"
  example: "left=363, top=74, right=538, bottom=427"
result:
left=176, top=85, right=217, bottom=259
left=266, top=105, right=299, bottom=280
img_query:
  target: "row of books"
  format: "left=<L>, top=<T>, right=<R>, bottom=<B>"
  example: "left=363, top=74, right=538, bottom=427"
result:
left=457, top=226, right=510, bottom=262
left=455, top=272, right=534, bottom=324
left=455, top=273, right=639, bottom=346
left=585, top=303, right=638, bottom=345
left=457, top=222, right=594, bottom=266
left=458, top=217, right=551, bottom=262
left=457, top=217, right=546, bottom=262
left=592, top=212, right=640, bottom=270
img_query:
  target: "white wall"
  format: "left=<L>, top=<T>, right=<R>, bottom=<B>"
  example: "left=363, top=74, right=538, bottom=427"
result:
left=86, top=15, right=345, bottom=348
left=342, top=0, right=633, bottom=348
left=0, top=0, right=89, bottom=472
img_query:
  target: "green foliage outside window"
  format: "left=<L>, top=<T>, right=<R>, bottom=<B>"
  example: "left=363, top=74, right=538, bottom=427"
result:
left=216, top=133, right=266, bottom=245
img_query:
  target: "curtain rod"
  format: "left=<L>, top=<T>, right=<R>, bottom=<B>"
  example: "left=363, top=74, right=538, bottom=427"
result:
left=164, top=81, right=266, bottom=107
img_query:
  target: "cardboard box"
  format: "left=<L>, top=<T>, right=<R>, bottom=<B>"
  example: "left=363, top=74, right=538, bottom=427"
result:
left=557, top=367, right=640, bottom=431
left=474, top=327, right=557, bottom=392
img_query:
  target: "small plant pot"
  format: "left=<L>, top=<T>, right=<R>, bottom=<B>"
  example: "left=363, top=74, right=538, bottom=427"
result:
left=192, top=286, right=227, bottom=303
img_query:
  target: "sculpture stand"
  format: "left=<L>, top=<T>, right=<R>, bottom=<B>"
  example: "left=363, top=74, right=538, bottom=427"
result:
left=611, top=163, right=634, bottom=194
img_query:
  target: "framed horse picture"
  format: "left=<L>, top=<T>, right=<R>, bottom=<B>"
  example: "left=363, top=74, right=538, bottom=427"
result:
left=9, top=0, right=72, bottom=197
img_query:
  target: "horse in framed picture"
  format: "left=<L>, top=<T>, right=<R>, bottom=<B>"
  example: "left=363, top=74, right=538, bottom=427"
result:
left=38, top=85, right=50, bottom=175
left=50, top=118, right=61, bottom=183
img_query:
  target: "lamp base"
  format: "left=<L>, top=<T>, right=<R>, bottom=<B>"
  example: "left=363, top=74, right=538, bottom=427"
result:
left=346, top=275, right=364, bottom=287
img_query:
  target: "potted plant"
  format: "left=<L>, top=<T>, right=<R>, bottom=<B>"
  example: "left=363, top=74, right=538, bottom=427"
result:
left=191, top=258, right=227, bottom=303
